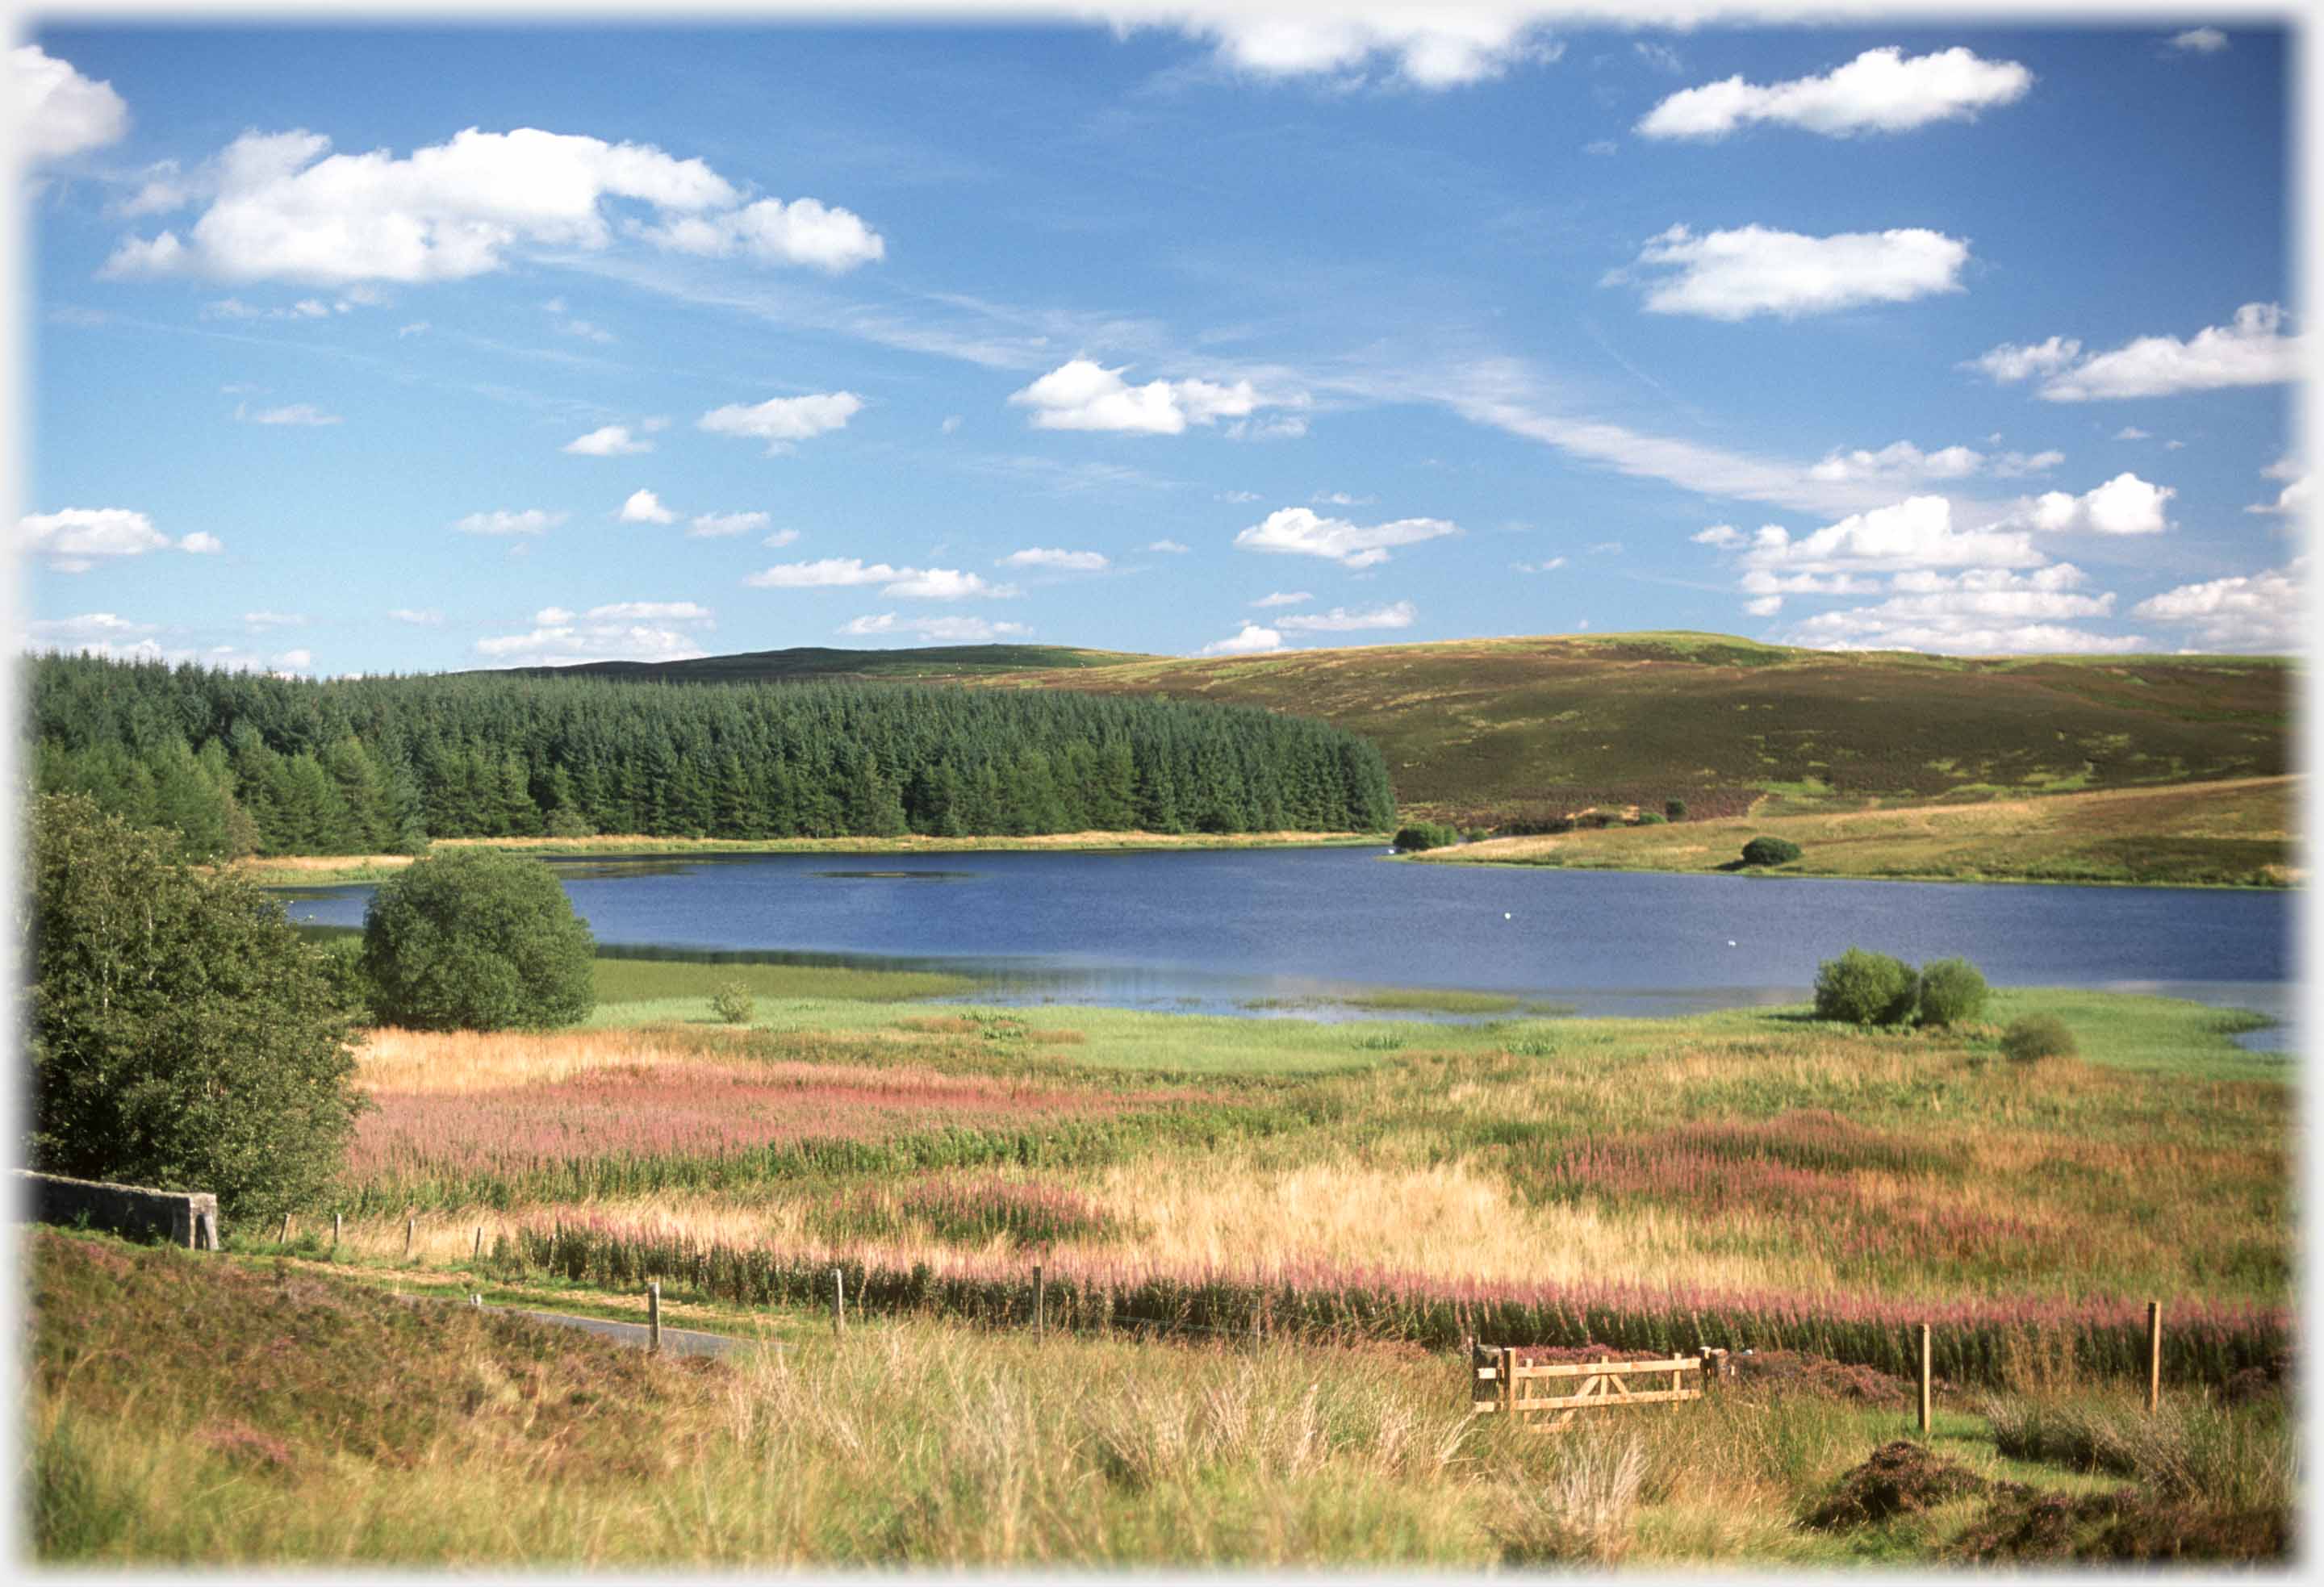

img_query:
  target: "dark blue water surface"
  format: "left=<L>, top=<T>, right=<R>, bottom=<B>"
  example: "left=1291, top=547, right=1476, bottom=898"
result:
left=278, top=848, right=2298, bottom=1043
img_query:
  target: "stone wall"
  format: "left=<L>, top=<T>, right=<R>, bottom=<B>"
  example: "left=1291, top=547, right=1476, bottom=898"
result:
left=15, top=1169, right=219, bottom=1249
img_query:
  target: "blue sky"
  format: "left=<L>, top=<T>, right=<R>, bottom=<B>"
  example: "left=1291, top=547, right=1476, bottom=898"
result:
left=12, top=10, right=2308, bottom=674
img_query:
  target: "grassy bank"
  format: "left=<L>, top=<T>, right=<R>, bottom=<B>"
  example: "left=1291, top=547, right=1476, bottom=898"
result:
left=1419, top=775, right=2298, bottom=888
left=237, top=828, right=1382, bottom=887
left=27, top=1230, right=2289, bottom=1565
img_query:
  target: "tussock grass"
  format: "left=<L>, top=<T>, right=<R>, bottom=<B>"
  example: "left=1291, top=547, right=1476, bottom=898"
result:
left=29, top=1230, right=2290, bottom=1566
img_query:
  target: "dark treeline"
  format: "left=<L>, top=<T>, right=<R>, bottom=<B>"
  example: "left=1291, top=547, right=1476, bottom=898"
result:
left=24, top=653, right=1398, bottom=859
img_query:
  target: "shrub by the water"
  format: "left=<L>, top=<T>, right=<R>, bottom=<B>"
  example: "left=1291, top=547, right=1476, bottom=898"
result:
left=1916, top=958, right=1990, bottom=1028
left=1632, top=812, right=1665, bottom=825
left=1665, top=799, right=1687, bottom=821
left=360, top=849, right=596, bottom=1031
left=26, top=794, right=365, bottom=1223
left=710, top=982, right=756, bottom=1025
left=1741, top=836, right=1803, bottom=867
left=1391, top=821, right=1459, bottom=852
left=1814, top=948, right=1919, bottom=1027
left=2002, top=1014, right=2079, bottom=1064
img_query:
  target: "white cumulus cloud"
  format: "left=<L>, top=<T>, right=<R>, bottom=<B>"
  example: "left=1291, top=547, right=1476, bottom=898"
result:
left=236, top=401, right=341, bottom=426
left=1734, top=496, right=2044, bottom=574
left=882, top=568, right=1017, bottom=600
left=746, top=558, right=897, bottom=589
left=454, top=507, right=564, bottom=537
left=2247, top=459, right=2311, bottom=520
left=17, top=507, right=219, bottom=571
left=99, top=123, right=883, bottom=286
left=12, top=45, right=128, bottom=163
left=1638, top=47, right=2031, bottom=141
left=563, top=424, right=652, bottom=456
left=2035, top=304, right=2304, bottom=402
left=1251, top=591, right=1311, bottom=608
left=2132, top=561, right=2305, bottom=652
left=641, top=195, right=884, bottom=273
left=2169, top=28, right=2229, bottom=54
left=1277, top=600, right=1417, bottom=633
left=688, top=510, right=770, bottom=538
left=1134, top=8, right=1562, bottom=90
left=1614, top=223, right=1971, bottom=319
left=999, top=547, right=1110, bottom=570
left=1232, top=505, right=1457, bottom=568
left=2017, top=472, right=2175, bottom=537
left=836, top=613, right=1034, bottom=642
left=618, top=489, right=675, bottom=525
left=1966, top=335, right=2083, bottom=383
left=1007, top=358, right=1282, bottom=436
left=1201, top=622, right=1287, bottom=656
left=698, top=391, right=863, bottom=452
left=1147, top=539, right=1192, bottom=553
left=746, top=558, right=1014, bottom=599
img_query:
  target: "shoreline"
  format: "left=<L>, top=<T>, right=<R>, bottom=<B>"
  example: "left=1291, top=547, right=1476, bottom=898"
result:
left=233, top=829, right=1385, bottom=887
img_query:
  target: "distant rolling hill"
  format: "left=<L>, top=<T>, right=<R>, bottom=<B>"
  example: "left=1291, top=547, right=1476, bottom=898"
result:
left=508, top=643, right=1160, bottom=684
left=533, top=632, right=2295, bottom=828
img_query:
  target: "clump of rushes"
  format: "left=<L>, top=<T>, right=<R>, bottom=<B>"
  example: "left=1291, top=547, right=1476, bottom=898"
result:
left=516, top=1219, right=2288, bottom=1392
left=2002, top=1015, right=2078, bottom=1064
left=710, top=982, right=756, bottom=1025
left=811, top=1176, right=1118, bottom=1248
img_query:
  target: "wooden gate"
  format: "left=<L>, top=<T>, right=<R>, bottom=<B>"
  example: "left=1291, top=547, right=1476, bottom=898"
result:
left=1470, top=1347, right=1703, bottom=1432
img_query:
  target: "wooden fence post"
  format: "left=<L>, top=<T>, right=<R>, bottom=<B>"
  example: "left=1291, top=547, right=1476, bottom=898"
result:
left=649, top=1281, right=662, bottom=1352
left=473, top=1226, right=484, bottom=1260
left=833, top=1267, right=846, bottom=1335
left=332, top=1212, right=341, bottom=1251
left=1500, top=1345, right=1515, bottom=1420
left=403, top=1217, right=415, bottom=1260
left=2146, top=1301, right=2163, bottom=1414
left=1034, top=1263, right=1045, bottom=1340
left=1917, top=1324, right=1933, bottom=1438
left=278, top=1213, right=291, bottom=1245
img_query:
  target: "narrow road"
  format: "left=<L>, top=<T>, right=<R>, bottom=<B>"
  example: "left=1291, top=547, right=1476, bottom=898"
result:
left=397, top=1289, right=757, bottom=1359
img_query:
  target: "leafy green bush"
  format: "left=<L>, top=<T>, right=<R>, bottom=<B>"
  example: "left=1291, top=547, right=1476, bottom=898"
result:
left=1391, top=821, right=1460, bottom=852
left=710, top=981, right=756, bottom=1025
left=1741, top=836, right=1803, bottom=867
left=2002, top=1014, right=2078, bottom=1064
left=360, top=849, right=596, bottom=1030
left=26, top=794, right=366, bottom=1223
left=1665, top=800, right=1687, bottom=821
left=1814, top=948, right=1918, bottom=1026
left=1632, top=812, right=1666, bottom=825
left=1916, top=958, right=1990, bottom=1027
